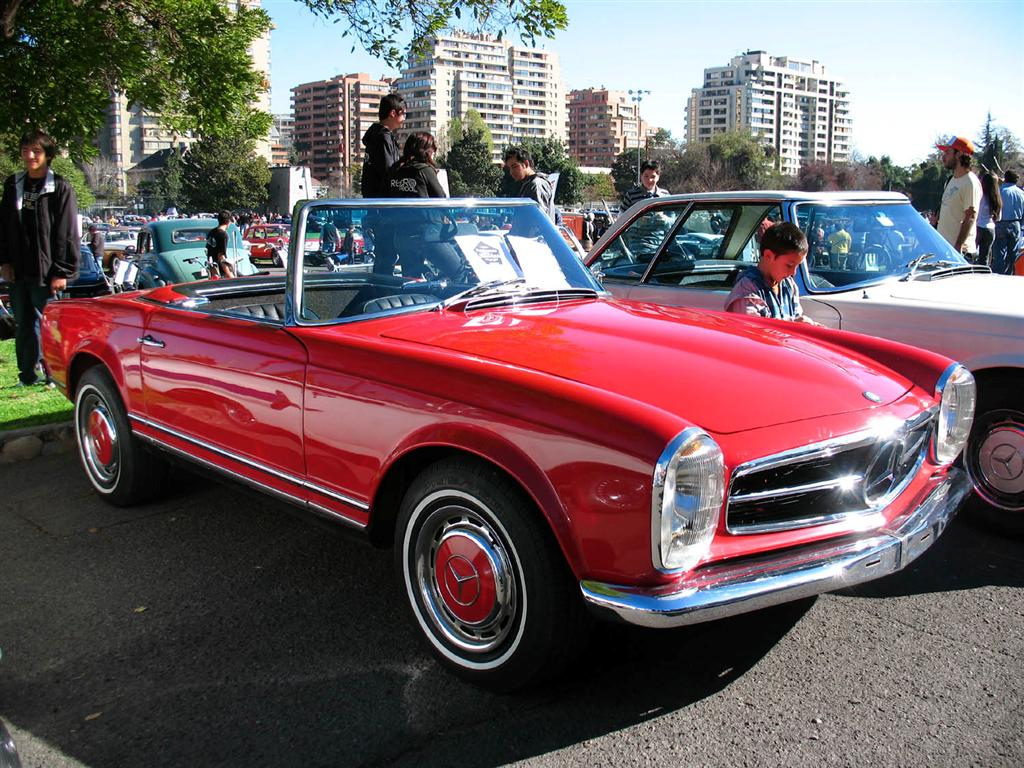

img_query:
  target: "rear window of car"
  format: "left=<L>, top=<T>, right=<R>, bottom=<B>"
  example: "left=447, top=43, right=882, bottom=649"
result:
left=171, top=229, right=211, bottom=244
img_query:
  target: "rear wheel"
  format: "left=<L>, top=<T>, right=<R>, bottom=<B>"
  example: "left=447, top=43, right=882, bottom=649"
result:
left=271, top=248, right=284, bottom=268
left=395, top=457, right=590, bottom=690
left=964, top=381, right=1024, bottom=522
left=75, top=367, right=167, bottom=506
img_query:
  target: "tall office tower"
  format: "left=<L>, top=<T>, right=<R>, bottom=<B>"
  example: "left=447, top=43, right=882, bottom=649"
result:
left=567, top=88, right=648, bottom=168
left=684, top=50, right=851, bottom=176
left=291, top=73, right=394, bottom=192
left=395, top=31, right=567, bottom=162
left=96, top=0, right=273, bottom=194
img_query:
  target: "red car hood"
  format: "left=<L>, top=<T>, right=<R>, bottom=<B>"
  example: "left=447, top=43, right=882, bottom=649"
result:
left=378, top=299, right=912, bottom=434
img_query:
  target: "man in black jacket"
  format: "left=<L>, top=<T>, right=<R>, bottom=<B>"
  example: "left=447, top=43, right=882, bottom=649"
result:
left=0, top=130, right=79, bottom=386
left=361, top=94, right=405, bottom=198
left=363, top=93, right=405, bottom=275
left=503, top=147, right=556, bottom=222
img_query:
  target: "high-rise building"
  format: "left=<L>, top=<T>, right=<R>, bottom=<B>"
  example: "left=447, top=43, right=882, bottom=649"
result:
left=395, top=32, right=566, bottom=161
left=96, top=0, right=272, bottom=194
left=269, top=114, right=294, bottom=167
left=567, top=88, right=647, bottom=168
left=291, top=73, right=394, bottom=192
left=684, top=50, right=851, bottom=176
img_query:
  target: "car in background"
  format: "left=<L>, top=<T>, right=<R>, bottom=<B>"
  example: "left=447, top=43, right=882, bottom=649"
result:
left=65, top=244, right=112, bottom=298
left=130, top=218, right=260, bottom=288
left=244, top=223, right=290, bottom=268
left=586, top=190, right=1024, bottom=516
left=42, top=198, right=973, bottom=689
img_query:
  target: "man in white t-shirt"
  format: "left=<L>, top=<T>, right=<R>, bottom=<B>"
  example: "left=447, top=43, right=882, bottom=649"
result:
left=936, top=135, right=982, bottom=258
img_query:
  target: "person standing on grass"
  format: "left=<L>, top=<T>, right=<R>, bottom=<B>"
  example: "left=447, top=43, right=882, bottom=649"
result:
left=0, top=130, right=80, bottom=387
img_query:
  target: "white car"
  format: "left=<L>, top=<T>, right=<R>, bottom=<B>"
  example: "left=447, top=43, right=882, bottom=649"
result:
left=587, top=191, right=1024, bottom=516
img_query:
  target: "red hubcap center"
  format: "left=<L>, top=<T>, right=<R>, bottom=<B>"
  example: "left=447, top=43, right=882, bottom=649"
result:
left=434, top=532, right=497, bottom=625
left=88, top=410, right=115, bottom=466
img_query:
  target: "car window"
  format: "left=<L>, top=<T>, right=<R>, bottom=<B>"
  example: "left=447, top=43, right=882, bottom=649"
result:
left=646, top=204, right=782, bottom=290
left=587, top=204, right=686, bottom=284
left=295, top=202, right=601, bottom=323
left=794, top=202, right=965, bottom=290
left=170, top=228, right=211, bottom=244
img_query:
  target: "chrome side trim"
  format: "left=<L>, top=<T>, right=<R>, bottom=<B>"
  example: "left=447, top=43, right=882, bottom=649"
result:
left=581, top=468, right=969, bottom=629
left=129, top=414, right=370, bottom=513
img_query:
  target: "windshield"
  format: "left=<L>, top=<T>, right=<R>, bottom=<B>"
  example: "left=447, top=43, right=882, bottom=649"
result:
left=794, top=201, right=967, bottom=290
left=294, top=201, right=602, bottom=321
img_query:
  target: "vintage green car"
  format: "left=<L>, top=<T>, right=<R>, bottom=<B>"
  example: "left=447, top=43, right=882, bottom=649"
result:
left=129, top=218, right=260, bottom=288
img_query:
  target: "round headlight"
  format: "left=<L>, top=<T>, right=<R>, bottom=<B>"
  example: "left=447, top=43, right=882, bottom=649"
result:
left=652, top=429, right=725, bottom=572
left=934, top=364, right=976, bottom=465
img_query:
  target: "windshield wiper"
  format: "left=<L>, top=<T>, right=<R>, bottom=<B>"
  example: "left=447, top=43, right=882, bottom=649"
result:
left=900, top=253, right=956, bottom=281
left=440, top=278, right=528, bottom=309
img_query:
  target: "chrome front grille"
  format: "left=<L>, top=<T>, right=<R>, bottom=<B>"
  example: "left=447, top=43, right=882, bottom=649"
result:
left=726, top=409, right=935, bottom=534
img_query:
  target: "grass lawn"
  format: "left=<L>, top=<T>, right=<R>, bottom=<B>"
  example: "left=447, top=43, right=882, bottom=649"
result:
left=0, top=338, right=73, bottom=431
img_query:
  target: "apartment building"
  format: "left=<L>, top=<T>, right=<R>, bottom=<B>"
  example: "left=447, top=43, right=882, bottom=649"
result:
left=567, top=88, right=648, bottom=168
left=96, top=0, right=272, bottom=193
left=684, top=50, right=851, bottom=176
left=291, top=73, right=394, bottom=190
left=269, top=114, right=294, bottom=167
left=395, top=32, right=566, bottom=161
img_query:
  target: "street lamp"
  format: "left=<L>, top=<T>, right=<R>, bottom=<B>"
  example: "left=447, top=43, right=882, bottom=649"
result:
left=628, top=89, right=651, bottom=184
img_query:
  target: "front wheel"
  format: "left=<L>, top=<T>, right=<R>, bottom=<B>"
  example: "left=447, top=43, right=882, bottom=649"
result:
left=964, top=381, right=1024, bottom=515
left=395, top=458, right=590, bottom=690
left=75, top=367, right=167, bottom=506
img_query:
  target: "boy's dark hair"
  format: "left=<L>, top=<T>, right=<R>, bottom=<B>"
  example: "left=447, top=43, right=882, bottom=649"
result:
left=760, top=222, right=808, bottom=257
left=19, top=129, right=57, bottom=164
left=640, top=160, right=660, bottom=173
left=503, top=146, right=533, bottom=167
left=378, top=93, right=405, bottom=121
left=1005, top=169, right=1019, bottom=185
left=217, top=210, right=232, bottom=225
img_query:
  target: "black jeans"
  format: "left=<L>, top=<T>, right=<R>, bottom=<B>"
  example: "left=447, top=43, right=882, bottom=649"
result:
left=9, top=277, right=52, bottom=384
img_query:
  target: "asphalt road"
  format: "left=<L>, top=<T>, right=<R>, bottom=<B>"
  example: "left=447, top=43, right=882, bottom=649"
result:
left=1, top=452, right=1021, bottom=768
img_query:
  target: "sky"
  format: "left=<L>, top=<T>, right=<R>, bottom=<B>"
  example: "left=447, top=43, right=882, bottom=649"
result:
left=263, top=0, right=1024, bottom=167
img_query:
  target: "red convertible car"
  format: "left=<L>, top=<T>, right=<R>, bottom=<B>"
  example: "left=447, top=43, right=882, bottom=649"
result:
left=41, top=199, right=975, bottom=689
left=244, top=223, right=290, bottom=268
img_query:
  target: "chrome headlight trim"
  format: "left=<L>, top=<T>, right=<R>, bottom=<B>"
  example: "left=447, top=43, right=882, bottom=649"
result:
left=651, top=428, right=725, bottom=573
left=933, top=363, right=976, bottom=465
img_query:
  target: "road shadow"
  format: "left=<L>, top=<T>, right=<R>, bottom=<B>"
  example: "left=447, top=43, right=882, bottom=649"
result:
left=0, top=466, right=813, bottom=768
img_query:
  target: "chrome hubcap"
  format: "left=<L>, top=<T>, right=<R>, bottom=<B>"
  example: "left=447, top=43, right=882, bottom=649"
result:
left=79, top=394, right=119, bottom=487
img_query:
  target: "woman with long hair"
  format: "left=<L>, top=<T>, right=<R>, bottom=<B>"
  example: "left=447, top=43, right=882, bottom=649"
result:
left=977, top=170, right=1003, bottom=266
left=385, top=132, right=458, bottom=278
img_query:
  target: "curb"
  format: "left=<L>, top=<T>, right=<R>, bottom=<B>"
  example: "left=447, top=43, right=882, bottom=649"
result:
left=0, top=420, right=76, bottom=464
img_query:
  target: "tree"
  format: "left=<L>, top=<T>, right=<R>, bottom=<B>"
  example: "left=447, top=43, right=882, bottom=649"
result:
left=152, top=149, right=186, bottom=213
left=300, top=0, right=568, bottom=66
left=445, top=109, right=493, bottom=156
left=581, top=172, right=615, bottom=204
left=610, top=148, right=642, bottom=198
left=180, top=137, right=270, bottom=212
left=444, top=127, right=501, bottom=197
left=976, top=114, right=1023, bottom=175
left=0, top=0, right=273, bottom=158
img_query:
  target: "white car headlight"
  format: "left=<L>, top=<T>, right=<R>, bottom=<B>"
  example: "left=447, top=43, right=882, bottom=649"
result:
left=652, top=428, right=725, bottom=572
left=933, top=364, right=976, bottom=465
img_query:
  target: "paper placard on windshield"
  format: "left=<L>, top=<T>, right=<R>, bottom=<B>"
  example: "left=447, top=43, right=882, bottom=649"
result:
left=507, top=236, right=571, bottom=288
left=456, top=235, right=520, bottom=283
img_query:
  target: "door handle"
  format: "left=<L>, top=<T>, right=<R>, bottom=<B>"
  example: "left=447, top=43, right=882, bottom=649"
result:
left=137, top=335, right=165, bottom=348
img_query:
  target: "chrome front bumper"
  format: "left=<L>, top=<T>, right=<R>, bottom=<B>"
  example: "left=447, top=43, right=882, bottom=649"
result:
left=580, top=468, right=970, bottom=629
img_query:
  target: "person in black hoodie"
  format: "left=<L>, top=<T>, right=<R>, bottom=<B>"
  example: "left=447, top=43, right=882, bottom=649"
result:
left=361, top=93, right=405, bottom=199
left=0, top=130, right=79, bottom=386
left=386, top=132, right=458, bottom=278
left=363, top=93, right=404, bottom=275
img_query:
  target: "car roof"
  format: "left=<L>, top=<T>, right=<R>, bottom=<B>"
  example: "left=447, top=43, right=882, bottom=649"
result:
left=636, top=190, right=910, bottom=204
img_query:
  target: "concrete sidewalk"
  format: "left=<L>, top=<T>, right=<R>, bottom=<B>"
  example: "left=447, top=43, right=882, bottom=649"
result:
left=0, top=420, right=75, bottom=463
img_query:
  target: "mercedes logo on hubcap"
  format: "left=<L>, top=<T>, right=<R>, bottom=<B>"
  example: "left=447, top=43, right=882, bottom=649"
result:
left=443, top=555, right=481, bottom=606
left=989, top=444, right=1023, bottom=482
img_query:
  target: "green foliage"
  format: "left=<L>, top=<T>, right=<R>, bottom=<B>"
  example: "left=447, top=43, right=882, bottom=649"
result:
left=301, top=0, right=568, bottom=66
left=581, top=172, right=615, bottom=203
left=446, top=109, right=493, bottom=155
left=976, top=113, right=1023, bottom=176
left=444, top=127, right=501, bottom=196
left=0, top=340, right=73, bottom=430
left=610, top=148, right=642, bottom=197
left=180, top=137, right=271, bottom=212
left=0, top=0, right=272, bottom=160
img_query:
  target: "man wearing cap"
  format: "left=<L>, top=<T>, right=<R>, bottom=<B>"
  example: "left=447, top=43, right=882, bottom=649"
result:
left=992, top=169, right=1024, bottom=275
left=935, top=136, right=982, bottom=259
